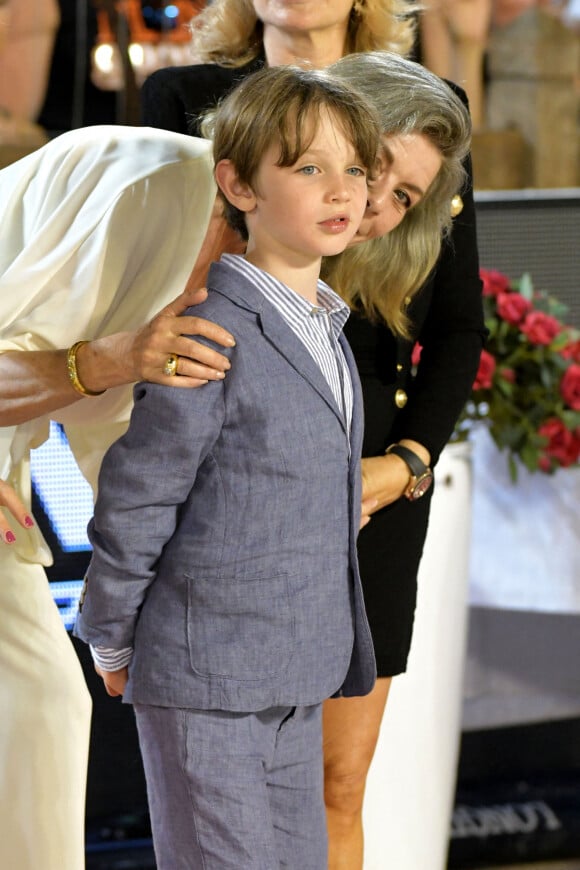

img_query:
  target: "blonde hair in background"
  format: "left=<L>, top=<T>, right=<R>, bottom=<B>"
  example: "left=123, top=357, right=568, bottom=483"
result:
left=322, top=51, right=471, bottom=338
left=188, top=0, right=417, bottom=66
left=203, top=64, right=381, bottom=240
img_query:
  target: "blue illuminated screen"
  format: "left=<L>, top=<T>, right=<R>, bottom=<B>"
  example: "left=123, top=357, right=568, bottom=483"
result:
left=30, top=422, right=94, bottom=630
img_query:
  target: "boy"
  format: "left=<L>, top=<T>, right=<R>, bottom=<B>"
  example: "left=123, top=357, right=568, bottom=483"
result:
left=75, top=66, right=379, bottom=869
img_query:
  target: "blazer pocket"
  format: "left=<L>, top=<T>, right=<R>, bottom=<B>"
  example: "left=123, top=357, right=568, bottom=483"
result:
left=185, top=572, right=295, bottom=680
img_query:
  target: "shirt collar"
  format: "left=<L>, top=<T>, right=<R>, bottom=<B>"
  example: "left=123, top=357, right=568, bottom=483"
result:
left=220, top=254, right=350, bottom=334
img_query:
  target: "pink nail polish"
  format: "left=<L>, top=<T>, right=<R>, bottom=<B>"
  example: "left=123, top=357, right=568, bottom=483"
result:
left=5, top=531, right=16, bottom=543
left=24, top=515, right=34, bottom=527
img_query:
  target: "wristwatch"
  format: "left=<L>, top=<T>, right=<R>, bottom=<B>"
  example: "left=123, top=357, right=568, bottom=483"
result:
left=385, top=443, right=434, bottom=501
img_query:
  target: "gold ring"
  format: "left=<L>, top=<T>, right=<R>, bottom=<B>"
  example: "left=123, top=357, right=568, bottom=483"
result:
left=163, top=353, right=178, bottom=377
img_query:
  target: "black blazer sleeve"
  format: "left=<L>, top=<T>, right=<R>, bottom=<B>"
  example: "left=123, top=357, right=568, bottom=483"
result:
left=141, top=65, right=194, bottom=133
left=141, top=61, right=264, bottom=135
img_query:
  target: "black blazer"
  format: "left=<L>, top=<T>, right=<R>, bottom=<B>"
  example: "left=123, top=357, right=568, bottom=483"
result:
left=141, top=59, right=485, bottom=466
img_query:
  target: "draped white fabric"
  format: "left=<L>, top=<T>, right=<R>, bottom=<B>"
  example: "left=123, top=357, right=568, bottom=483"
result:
left=0, top=124, right=216, bottom=522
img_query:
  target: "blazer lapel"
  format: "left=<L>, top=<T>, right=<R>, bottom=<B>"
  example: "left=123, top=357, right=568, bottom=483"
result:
left=258, top=306, right=349, bottom=430
left=209, top=261, right=349, bottom=431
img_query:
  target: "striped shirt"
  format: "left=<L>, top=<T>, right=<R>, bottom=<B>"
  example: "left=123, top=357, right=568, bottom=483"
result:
left=92, top=253, right=354, bottom=673
left=222, top=254, right=353, bottom=431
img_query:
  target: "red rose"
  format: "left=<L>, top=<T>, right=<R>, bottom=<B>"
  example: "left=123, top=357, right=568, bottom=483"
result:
left=496, top=291, right=532, bottom=326
left=499, top=367, right=516, bottom=383
left=561, top=339, right=580, bottom=363
left=473, top=349, right=496, bottom=390
left=537, top=417, right=580, bottom=468
left=560, top=364, right=580, bottom=410
left=520, top=311, right=562, bottom=345
left=480, top=269, right=511, bottom=297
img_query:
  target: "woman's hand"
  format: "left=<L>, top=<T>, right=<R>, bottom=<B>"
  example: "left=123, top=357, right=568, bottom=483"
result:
left=125, top=200, right=243, bottom=387
left=125, top=286, right=236, bottom=387
left=120, top=197, right=244, bottom=387
left=74, top=286, right=237, bottom=394
left=360, top=496, right=379, bottom=529
left=361, top=455, right=410, bottom=514
left=361, top=440, right=432, bottom=515
left=0, top=479, right=34, bottom=544
left=0, top=287, right=237, bottom=426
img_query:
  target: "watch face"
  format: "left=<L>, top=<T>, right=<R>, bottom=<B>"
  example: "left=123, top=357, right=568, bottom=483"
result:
left=409, top=472, right=434, bottom=500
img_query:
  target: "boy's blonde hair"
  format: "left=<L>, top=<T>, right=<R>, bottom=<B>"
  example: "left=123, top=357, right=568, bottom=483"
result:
left=188, top=0, right=416, bottom=66
left=322, top=51, right=472, bottom=338
left=202, top=65, right=381, bottom=241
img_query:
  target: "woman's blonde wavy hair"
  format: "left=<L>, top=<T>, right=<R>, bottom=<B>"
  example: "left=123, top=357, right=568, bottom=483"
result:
left=322, top=51, right=471, bottom=338
left=188, top=0, right=417, bottom=66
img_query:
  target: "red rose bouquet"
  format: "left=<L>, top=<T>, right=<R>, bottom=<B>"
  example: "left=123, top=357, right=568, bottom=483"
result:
left=455, top=269, right=580, bottom=480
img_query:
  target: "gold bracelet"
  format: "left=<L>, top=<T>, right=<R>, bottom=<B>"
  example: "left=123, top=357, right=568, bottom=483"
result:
left=66, top=341, right=105, bottom=397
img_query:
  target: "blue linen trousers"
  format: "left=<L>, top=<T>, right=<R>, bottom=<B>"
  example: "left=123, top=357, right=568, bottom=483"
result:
left=134, top=703, right=326, bottom=869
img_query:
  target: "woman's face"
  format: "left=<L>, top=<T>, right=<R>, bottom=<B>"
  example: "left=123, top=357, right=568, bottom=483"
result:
left=252, top=0, right=354, bottom=34
left=349, top=132, right=444, bottom=246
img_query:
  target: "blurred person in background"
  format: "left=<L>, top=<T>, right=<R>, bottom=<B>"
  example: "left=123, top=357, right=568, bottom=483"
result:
left=0, top=0, right=59, bottom=163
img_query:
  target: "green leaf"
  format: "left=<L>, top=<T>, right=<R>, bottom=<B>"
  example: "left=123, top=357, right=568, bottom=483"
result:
left=540, top=364, right=556, bottom=389
left=496, top=378, right=514, bottom=398
left=485, top=317, right=498, bottom=339
left=521, top=442, right=541, bottom=470
left=552, top=331, right=577, bottom=352
left=518, top=273, right=534, bottom=301
left=561, top=410, right=580, bottom=429
left=548, top=300, right=571, bottom=322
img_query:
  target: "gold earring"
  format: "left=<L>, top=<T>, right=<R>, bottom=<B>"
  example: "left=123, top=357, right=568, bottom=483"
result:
left=450, top=194, right=464, bottom=218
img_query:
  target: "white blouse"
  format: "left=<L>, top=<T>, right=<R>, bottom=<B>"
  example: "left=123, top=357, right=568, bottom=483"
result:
left=0, top=125, right=216, bottom=563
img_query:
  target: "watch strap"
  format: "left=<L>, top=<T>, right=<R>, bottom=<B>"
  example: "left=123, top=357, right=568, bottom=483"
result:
left=385, top=443, right=428, bottom=478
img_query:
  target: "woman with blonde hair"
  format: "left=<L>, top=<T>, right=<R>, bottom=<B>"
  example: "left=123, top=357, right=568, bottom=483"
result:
left=141, top=3, right=485, bottom=866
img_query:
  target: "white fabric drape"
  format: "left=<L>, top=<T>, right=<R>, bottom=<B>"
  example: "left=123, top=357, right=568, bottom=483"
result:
left=0, top=125, right=216, bottom=870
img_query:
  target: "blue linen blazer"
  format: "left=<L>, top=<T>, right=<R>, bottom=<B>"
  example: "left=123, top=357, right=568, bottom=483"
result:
left=75, top=260, right=376, bottom=711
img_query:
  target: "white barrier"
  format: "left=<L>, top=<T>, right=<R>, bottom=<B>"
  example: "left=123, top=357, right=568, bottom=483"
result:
left=363, top=442, right=472, bottom=870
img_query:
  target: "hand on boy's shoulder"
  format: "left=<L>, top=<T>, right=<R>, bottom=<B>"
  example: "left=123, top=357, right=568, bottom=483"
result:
left=132, top=285, right=235, bottom=389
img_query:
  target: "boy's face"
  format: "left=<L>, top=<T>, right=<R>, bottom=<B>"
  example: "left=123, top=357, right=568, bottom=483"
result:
left=243, top=107, right=369, bottom=269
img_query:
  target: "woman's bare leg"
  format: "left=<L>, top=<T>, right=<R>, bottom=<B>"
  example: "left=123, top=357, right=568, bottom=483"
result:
left=323, top=677, right=392, bottom=870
